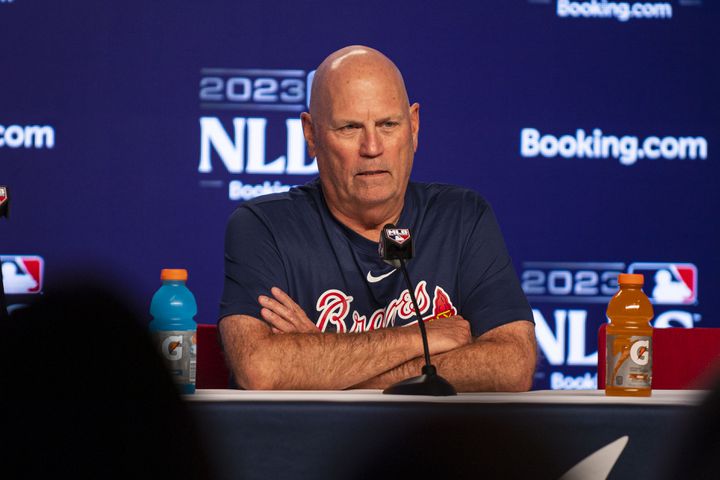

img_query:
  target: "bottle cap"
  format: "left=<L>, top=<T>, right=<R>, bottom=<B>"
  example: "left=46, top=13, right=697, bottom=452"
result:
left=618, top=273, right=643, bottom=285
left=161, top=268, right=188, bottom=281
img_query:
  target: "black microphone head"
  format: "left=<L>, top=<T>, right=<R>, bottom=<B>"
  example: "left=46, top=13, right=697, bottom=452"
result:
left=0, top=186, right=8, bottom=219
left=379, top=224, right=413, bottom=267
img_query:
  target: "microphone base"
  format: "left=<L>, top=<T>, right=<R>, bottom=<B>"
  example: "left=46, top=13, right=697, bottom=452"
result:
left=382, top=365, right=457, bottom=396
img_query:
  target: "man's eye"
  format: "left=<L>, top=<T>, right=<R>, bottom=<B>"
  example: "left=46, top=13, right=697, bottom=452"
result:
left=382, top=121, right=399, bottom=128
left=341, top=124, right=359, bottom=130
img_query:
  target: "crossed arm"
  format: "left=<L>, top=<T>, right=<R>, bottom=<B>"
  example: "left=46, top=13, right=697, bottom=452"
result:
left=219, top=287, right=537, bottom=392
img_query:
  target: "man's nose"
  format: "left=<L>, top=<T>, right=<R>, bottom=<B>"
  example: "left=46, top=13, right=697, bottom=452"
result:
left=359, top=127, right=384, bottom=158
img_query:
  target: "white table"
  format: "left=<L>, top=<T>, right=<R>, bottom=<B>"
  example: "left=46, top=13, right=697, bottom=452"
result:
left=184, top=389, right=710, bottom=480
left=186, top=388, right=706, bottom=405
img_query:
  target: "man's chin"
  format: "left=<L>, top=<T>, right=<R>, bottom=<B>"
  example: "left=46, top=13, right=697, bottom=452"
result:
left=353, top=190, right=398, bottom=209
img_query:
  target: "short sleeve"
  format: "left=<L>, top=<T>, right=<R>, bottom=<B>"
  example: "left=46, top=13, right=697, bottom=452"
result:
left=218, top=206, right=287, bottom=323
left=458, top=202, right=533, bottom=336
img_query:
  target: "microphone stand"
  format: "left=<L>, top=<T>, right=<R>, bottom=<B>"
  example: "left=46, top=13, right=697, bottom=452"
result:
left=0, top=186, right=9, bottom=320
left=383, top=257, right=457, bottom=396
left=0, top=263, right=7, bottom=321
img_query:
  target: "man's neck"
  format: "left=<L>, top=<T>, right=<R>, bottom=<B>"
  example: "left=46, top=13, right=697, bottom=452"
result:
left=326, top=201, right=403, bottom=243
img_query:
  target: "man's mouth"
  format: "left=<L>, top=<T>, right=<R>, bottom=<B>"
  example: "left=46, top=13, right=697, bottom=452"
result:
left=356, top=170, right=388, bottom=177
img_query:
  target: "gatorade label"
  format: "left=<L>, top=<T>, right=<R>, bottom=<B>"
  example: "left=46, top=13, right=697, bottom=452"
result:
left=153, top=330, right=197, bottom=387
left=606, top=335, right=652, bottom=388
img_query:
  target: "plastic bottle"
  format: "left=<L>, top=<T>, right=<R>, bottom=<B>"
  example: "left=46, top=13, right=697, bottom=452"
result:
left=149, top=268, right=198, bottom=394
left=605, top=273, right=654, bottom=396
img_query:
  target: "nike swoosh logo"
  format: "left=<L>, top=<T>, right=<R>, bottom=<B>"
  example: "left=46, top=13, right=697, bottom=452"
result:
left=366, top=269, right=397, bottom=283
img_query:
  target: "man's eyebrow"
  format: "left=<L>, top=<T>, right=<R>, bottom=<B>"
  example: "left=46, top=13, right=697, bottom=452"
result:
left=326, top=119, right=360, bottom=130
left=331, top=115, right=404, bottom=125
left=375, top=115, right=403, bottom=123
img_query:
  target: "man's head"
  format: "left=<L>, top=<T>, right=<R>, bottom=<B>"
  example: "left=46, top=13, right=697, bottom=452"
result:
left=301, top=46, right=420, bottom=228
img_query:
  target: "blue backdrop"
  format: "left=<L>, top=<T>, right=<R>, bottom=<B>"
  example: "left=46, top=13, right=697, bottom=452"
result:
left=2, top=0, right=717, bottom=389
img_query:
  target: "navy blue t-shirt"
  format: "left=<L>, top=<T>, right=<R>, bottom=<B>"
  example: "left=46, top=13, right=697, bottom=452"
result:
left=219, top=180, right=532, bottom=337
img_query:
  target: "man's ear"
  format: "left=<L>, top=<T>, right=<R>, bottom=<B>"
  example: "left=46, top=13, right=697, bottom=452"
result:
left=409, top=103, right=420, bottom=153
left=300, top=112, right=317, bottom=158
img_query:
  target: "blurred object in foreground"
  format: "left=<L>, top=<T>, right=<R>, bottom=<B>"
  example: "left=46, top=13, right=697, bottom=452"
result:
left=1, top=279, right=215, bottom=479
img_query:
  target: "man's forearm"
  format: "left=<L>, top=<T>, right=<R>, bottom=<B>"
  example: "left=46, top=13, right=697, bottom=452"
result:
left=351, top=320, right=537, bottom=392
left=220, top=315, right=430, bottom=390
left=255, top=328, right=424, bottom=390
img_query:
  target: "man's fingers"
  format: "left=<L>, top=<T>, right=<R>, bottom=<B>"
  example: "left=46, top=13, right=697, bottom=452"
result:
left=270, top=286, right=302, bottom=313
left=260, top=307, right=296, bottom=332
left=259, top=295, right=293, bottom=320
left=258, top=289, right=318, bottom=333
left=268, top=287, right=318, bottom=332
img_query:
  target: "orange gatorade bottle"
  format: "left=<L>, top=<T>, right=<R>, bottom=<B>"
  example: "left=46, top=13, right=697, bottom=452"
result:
left=605, top=273, right=654, bottom=396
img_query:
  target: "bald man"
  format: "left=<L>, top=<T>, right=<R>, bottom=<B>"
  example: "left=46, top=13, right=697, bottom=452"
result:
left=218, top=46, right=536, bottom=392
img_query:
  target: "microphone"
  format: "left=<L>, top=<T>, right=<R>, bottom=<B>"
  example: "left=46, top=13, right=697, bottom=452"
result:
left=0, top=186, right=8, bottom=219
left=0, top=186, right=8, bottom=320
left=379, top=224, right=456, bottom=396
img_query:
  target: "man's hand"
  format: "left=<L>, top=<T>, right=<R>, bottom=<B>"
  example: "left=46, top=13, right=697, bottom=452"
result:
left=351, top=320, right=536, bottom=392
left=424, top=315, right=472, bottom=354
left=258, top=287, right=318, bottom=334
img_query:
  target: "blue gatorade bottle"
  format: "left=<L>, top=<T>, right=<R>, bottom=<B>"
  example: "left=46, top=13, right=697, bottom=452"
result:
left=149, top=268, right=198, bottom=394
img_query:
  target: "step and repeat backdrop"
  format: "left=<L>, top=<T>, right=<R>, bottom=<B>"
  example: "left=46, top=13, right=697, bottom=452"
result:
left=2, top=0, right=717, bottom=389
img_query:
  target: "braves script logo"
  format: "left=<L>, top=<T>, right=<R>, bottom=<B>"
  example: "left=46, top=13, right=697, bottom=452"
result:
left=314, top=281, right=458, bottom=333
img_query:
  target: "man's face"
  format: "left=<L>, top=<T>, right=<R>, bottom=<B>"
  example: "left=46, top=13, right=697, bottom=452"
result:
left=302, top=70, right=419, bottom=214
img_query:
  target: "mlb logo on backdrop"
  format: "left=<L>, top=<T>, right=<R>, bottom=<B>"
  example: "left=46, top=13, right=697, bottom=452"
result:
left=1, top=256, right=44, bottom=294
left=628, top=262, right=697, bottom=305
